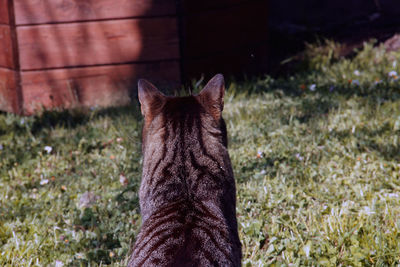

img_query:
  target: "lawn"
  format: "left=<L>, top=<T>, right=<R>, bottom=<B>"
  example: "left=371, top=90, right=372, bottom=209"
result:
left=1, top=40, right=400, bottom=266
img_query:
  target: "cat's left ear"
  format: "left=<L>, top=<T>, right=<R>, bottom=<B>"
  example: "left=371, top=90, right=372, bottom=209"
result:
left=197, top=74, right=225, bottom=120
left=138, top=79, right=165, bottom=117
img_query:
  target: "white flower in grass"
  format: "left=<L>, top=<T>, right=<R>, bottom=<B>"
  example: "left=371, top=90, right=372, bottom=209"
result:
left=304, top=246, right=310, bottom=257
left=55, top=261, right=64, bottom=267
left=40, top=179, right=49, bottom=185
left=295, top=153, right=304, bottom=161
left=44, top=146, right=52, bottom=153
left=303, top=242, right=312, bottom=258
left=309, top=84, right=316, bottom=91
left=353, top=70, right=360, bottom=76
left=388, top=71, right=398, bottom=80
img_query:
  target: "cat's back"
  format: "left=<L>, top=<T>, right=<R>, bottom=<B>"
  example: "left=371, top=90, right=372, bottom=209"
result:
left=129, top=198, right=240, bottom=267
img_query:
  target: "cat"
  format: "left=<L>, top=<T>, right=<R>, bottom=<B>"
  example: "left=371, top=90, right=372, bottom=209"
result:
left=128, top=74, right=241, bottom=267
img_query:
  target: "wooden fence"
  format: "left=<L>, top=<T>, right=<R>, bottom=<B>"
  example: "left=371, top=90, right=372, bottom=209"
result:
left=0, top=0, right=269, bottom=114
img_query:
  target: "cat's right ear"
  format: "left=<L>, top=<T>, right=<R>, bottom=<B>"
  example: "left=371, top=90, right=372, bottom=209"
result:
left=197, top=74, right=225, bottom=120
left=138, top=79, right=165, bottom=117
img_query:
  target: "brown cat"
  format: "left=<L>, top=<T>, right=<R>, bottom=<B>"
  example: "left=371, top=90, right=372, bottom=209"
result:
left=128, top=74, right=241, bottom=267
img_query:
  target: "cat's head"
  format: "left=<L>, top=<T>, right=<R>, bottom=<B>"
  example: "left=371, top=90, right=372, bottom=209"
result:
left=137, top=74, right=228, bottom=151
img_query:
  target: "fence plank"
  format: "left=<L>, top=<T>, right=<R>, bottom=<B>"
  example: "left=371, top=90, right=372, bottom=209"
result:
left=0, top=68, right=18, bottom=113
left=0, top=0, right=9, bottom=25
left=17, top=18, right=179, bottom=70
left=21, top=61, right=180, bottom=114
left=14, top=0, right=176, bottom=25
left=0, top=25, right=15, bottom=69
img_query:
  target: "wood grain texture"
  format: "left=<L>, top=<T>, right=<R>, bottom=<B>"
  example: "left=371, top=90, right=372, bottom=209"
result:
left=0, top=0, right=9, bottom=25
left=14, top=0, right=176, bottom=25
left=181, top=0, right=268, bottom=59
left=21, top=61, right=180, bottom=114
left=0, top=68, right=18, bottom=113
left=17, top=18, right=179, bottom=70
left=0, top=25, right=15, bottom=69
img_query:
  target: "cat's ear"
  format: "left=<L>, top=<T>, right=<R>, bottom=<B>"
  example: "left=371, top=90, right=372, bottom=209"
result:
left=138, top=79, right=165, bottom=117
left=197, top=74, right=225, bottom=120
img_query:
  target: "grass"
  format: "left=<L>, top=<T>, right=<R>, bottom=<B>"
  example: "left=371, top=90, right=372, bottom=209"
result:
left=1, top=40, right=400, bottom=266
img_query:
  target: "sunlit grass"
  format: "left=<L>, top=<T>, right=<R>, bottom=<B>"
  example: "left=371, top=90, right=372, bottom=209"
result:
left=1, top=40, right=400, bottom=266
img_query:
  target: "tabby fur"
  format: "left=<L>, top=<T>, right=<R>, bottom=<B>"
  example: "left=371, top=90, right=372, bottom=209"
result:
left=128, top=74, right=241, bottom=266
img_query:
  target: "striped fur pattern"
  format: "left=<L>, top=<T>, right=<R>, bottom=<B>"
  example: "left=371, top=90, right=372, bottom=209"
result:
left=128, top=74, right=241, bottom=266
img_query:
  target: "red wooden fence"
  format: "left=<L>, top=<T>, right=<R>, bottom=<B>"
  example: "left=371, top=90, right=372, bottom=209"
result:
left=0, top=0, right=268, bottom=114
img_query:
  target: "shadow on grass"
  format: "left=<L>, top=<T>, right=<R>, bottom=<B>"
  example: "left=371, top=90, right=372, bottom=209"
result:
left=0, top=102, right=142, bottom=137
left=32, top=103, right=142, bottom=134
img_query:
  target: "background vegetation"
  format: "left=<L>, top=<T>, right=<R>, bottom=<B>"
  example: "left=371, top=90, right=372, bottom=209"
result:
left=1, top=40, right=400, bottom=266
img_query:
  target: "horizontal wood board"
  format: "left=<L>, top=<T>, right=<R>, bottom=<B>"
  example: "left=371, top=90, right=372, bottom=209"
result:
left=0, top=0, right=9, bottom=24
left=17, top=18, right=179, bottom=70
left=0, top=25, right=15, bottom=69
left=14, top=0, right=177, bottom=25
left=21, top=61, right=180, bottom=114
left=0, top=68, right=18, bottom=112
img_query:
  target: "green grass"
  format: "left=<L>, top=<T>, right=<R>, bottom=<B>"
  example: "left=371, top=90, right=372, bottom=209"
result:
left=1, top=40, right=400, bottom=266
